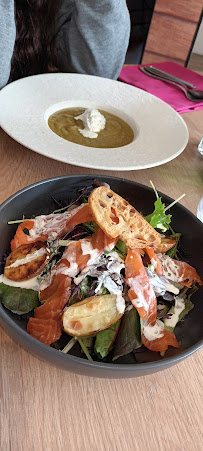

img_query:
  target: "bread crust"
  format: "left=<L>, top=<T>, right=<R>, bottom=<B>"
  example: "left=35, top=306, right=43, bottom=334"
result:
left=88, top=186, right=161, bottom=250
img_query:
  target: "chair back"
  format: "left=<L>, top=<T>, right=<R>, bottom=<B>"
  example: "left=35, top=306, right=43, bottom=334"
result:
left=141, top=0, right=203, bottom=66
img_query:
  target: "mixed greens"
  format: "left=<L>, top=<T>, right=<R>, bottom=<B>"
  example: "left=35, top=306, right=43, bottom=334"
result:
left=0, top=181, right=202, bottom=363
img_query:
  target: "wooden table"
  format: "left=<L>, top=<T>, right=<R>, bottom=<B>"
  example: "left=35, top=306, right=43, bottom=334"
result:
left=0, top=106, right=203, bottom=451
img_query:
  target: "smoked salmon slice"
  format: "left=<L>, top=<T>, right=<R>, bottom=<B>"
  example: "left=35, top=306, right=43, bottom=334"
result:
left=125, top=248, right=179, bottom=353
left=27, top=227, right=117, bottom=345
left=145, top=246, right=162, bottom=275
left=158, top=254, right=203, bottom=288
left=125, top=248, right=157, bottom=325
left=11, top=203, right=93, bottom=250
left=27, top=274, right=71, bottom=345
left=142, top=324, right=179, bottom=352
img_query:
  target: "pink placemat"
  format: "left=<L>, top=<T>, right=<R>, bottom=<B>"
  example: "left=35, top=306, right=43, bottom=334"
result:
left=119, top=62, right=203, bottom=113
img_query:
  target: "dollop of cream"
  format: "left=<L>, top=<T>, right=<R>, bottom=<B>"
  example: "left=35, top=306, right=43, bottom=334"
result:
left=75, top=109, right=106, bottom=139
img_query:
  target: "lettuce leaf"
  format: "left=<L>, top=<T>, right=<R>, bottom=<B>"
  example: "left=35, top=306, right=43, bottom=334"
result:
left=94, top=320, right=121, bottom=359
left=164, top=286, right=196, bottom=332
left=167, top=228, right=181, bottom=258
left=145, top=197, right=171, bottom=232
left=113, top=307, right=141, bottom=361
left=145, top=181, right=185, bottom=234
left=115, top=239, right=127, bottom=256
left=0, top=282, right=39, bottom=315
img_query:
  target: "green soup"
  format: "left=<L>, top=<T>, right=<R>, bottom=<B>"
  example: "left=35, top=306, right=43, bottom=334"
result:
left=48, top=108, right=134, bottom=148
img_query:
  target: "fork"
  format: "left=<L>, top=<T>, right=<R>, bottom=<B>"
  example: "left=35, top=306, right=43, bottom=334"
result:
left=144, top=66, right=196, bottom=88
left=139, top=67, right=202, bottom=102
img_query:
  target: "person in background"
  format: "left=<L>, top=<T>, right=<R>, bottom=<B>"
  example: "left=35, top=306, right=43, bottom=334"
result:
left=0, top=0, right=130, bottom=89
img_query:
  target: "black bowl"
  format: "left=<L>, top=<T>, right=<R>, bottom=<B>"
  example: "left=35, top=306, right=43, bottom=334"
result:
left=0, top=175, right=202, bottom=378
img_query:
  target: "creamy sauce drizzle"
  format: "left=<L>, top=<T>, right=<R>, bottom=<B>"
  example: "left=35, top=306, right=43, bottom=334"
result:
left=0, top=274, right=39, bottom=291
left=158, top=254, right=181, bottom=283
left=127, top=275, right=153, bottom=312
left=28, top=204, right=83, bottom=241
left=164, top=296, right=185, bottom=328
left=143, top=319, right=164, bottom=341
left=74, top=251, right=125, bottom=313
left=116, top=293, right=125, bottom=314
left=81, top=240, right=101, bottom=266
left=6, top=248, right=46, bottom=269
left=146, top=269, right=180, bottom=296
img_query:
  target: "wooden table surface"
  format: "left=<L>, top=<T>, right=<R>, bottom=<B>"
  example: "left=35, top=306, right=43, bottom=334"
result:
left=0, top=104, right=203, bottom=451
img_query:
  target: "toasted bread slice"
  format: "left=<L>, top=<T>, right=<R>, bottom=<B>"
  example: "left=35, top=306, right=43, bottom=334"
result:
left=88, top=186, right=161, bottom=250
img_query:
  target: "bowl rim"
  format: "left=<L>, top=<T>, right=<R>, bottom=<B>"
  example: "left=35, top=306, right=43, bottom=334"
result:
left=0, top=174, right=202, bottom=372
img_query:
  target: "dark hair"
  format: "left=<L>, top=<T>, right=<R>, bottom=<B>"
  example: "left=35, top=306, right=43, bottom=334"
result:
left=10, top=0, right=58, bottom=82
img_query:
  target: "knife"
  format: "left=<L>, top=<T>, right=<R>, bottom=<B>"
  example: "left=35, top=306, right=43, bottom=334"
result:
left=141, top=66, right=196, bottom=89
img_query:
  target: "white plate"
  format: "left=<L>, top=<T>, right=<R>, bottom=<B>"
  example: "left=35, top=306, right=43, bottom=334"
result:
left=0, top=73, right=188, bottom=171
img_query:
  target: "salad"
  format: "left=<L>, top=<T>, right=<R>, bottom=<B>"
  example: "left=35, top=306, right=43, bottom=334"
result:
left=0, top=181, right=202, bottom=363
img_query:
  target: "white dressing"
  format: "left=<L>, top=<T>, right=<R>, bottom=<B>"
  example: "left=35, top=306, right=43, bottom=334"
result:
left=73, top=265, right=95, bottom=286
left=6, top=247, right=46, bottom=269
left=116, top=293, right=125, bottom=314
left=164, top=296, right=185, bottom=328
left=0, top=274, right=39, bottom=291
left=28, top=204, right=83, bottom=241
left=94, top=252, right=124, bottom=295
left=127, top=275, right=154, bottom=312
left=146, top=269, right=180, bottom=296
left=74, top=251, right=125, bottom=313
left=143, top=319, right=164, bottom=341
left=158, top=254, right=181, bottom=283
left=81, top=240, right=101, bottom=265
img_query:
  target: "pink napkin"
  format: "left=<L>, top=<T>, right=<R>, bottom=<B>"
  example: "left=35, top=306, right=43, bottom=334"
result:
left=118, top=62, right=203, bottom=113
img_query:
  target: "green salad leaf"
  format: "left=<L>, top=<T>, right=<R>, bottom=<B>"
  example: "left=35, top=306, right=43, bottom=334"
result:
left=0, top=283, right=39, bottom=315
left=94, top=320, right=121, bottom=359
left=178, top=285, right=197, bottom=322
left=145, top=181, right=185, bottom=233
left=113, top=307, right=141, bottom=361
left=115, top=239, right=127, bottom=256
left=145, top=197, right=172, bottom=232
left=164, top=286, right=196, bottom=332
left=83, top=221, right=97, bottom=232
left=167, top=227, right=181, bottom=258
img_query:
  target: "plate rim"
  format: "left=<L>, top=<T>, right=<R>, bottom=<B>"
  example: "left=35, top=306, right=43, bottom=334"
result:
left=0, top=73, right=189, bottom=171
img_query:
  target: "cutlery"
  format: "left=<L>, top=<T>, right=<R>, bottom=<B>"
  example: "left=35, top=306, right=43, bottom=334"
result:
left=143, top=65, right=196, bottom=88
left=139, top=67, right=203, bottom=101
left=143, top=66, right=203, bottom=99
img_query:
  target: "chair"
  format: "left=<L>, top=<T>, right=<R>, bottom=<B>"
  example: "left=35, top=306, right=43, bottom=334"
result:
left=125, top=0, right=155, bottom=64
left=141, top=0, right=203, bottom=66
